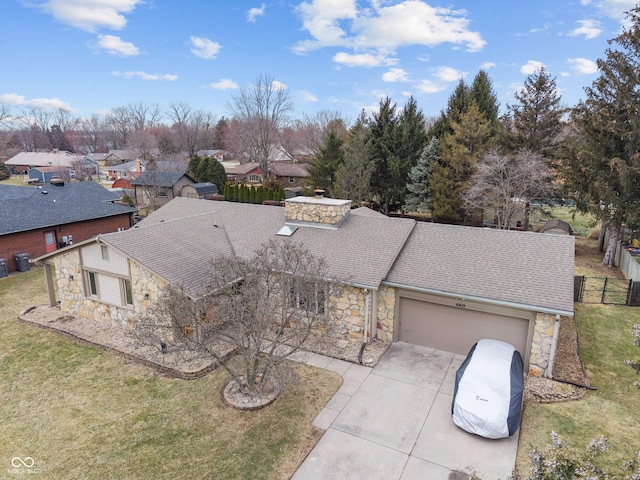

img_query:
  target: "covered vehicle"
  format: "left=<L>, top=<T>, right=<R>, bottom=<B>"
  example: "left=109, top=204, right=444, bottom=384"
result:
left=452, top=339, right=524, bottom=439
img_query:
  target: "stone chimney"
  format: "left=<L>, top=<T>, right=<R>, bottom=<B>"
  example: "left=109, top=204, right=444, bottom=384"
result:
left=285, top=195, right=352, bottom=227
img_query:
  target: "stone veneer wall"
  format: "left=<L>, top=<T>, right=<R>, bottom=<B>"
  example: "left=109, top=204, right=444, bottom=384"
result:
left=54, top=250, right=164, bottom=330
left=376, top=285, right=396, bottom=342
left=327, top=285, right=367, bottom=341
left=285, top=199, right=351, bottom=225
left=528, top=312, right=557, bottom=377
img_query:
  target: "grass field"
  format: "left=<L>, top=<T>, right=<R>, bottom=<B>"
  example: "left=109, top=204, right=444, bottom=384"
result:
left=515, top=236, right=640, bottom=476
left=0, top=268, right=342, bottom=479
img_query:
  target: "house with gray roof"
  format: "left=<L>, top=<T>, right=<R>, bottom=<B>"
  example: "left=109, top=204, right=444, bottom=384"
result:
left=0, top=182, right=136, bottom=273
left=34, top=195, right=575, bottom=377
left=181, top=182, right=219, bottom=199
left=130, top=171, right=195, bottom=209
left=270, top=163, right=309, bottom=188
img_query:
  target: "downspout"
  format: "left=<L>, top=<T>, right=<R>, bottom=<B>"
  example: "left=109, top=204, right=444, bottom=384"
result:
left=359, top=289, right=370, bottom=364
left=545, top=314, right=561, bottom=378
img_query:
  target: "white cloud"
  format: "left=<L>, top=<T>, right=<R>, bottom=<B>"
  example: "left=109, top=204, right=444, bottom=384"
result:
left=569, top=19, right=602, bottom=39
left=0, top=93, right=74, bottom=111
left=112, top=71, right=178, bottom=81
left=271, top=80, right=288, bottom=91
left=520, top=60, right=545, bottom=75
left=93, top=35, right=139, bottom=56
left=416, top=79, right=445, bottom=94
left=190, top=36, right=222, bottom=59
left=39, top=0, right=142, bottom=32
left=382, top=68, right=409, bottom=82
left=567, top=57, right=598, bottom=74
left=333, top=51, right=396, bottom=67
left=247, top=3, right=266, bottom=23
left=208, top=79, right=239, bottom=90
left=294, top=0, right=485, bottom=62
left=301, top=90, right=319, bottom=102
left=480, top=61, right=496, bottom=70
left=434, top=66, right=464, bottom=82
left=592, top=0, right=637, bottom=20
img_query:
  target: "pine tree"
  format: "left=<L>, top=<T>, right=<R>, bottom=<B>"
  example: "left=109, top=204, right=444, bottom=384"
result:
left=308, top=128, right=345, bottom=195
left=561, top=7, right=640, bottom=266
left=470, top=70, right=500, bottom=138
left=187, top=154, right=202, bottom=179
left=394, top=96, right=427, bottom=207
left=430, top=101, right=492, bottom=223
left=368, top=97, right=399, bottom=214
left=404, top=137, right=438, bottom=213
left=204, top=156, right=227, bottom=191
left=334, top=110, right=373, bottom=204
left=427, top=79, right=471, bottom=142
left=505, top=67, right=566, bottom=161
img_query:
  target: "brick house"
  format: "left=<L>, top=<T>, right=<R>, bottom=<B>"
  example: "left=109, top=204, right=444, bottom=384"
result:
left=35, top=196, right=575, bottom=377
left=225, top=162, right=263, bottom=185
left=269, top=163, right=309, bottom=188
left=0, top=182, right=136, bottom=273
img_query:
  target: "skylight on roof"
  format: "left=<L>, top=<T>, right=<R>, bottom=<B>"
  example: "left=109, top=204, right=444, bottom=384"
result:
left=276, top=225, right=298, bottom=237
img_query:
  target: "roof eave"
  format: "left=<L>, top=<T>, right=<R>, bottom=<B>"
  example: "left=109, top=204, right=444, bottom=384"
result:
left=381, top=281, right=575, bottom=317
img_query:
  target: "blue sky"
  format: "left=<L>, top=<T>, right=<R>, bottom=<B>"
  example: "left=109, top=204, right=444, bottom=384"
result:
left=0, top=0, right=636, bottom=123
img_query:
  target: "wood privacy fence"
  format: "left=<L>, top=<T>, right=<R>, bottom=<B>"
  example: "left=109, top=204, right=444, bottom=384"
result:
left=574, top=276, right=640, bottom=306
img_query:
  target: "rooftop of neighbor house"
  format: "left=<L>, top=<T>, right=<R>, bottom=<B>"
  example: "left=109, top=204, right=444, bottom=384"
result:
left=131, top=171, right=193, bottom=187
left=0, top=182, right=137, bottom=235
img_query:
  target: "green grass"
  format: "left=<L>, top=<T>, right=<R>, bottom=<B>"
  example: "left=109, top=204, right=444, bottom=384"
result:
left=0, top=268, right=342, bottom=479
left=515, top=239, right=640, bottom=476
left=0, top=176, right=31, bottom=186
left=531, top=206, right=598, bottom=236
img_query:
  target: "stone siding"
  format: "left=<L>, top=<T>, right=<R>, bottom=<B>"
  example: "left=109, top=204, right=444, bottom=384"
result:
left=285, top=197, right=351, bottom=225
left=54, top=250, right=164, bottom=331
left=327, top=285, right=368, bottom=341
left=376, top=285, right=396, bottom=342
left=529, top=312, right=556, bottom=377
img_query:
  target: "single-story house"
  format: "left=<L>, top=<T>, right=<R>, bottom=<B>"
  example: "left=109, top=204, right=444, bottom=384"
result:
left=1, top=182, right=136, bottom=273
left=28, top=166, right=73, bottom=183
left=130, top=171, right=195, bottom=209
left=35, top=195, right=575, bottom=377
left=270, top=163, right=309, bottom=188
left=6, top=151, right=97, bottom=175
left=181, top=182, right=219, bottom=200
left=106, top=160, right=145, bottom=180
left=225, top=162, right=263, bottom=185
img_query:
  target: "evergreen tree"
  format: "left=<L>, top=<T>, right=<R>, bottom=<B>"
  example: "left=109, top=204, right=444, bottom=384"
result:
left=187, top=154, right=202, bottom=178
left=308, top=127, right=345, bottom=195
left=394, top=96, right=427, bottom=207
left=427, top=79, right=471, bottom=142
left=334, top=110, right=373, bottom=204
left=256, top=186, right=264, bottom=204
left=368, top=97, right=399, bottom=214
left=204, top=156, right=227, bottom=191
left=404, top=137, right=438, bottom=214
left=430, top=101, right=492, bottom=223
left=561, top=7, right=640, bottom=265
left=0, top=162, right=10, bottom=181
left=505, top=67, right=566, bottom=162
left=470, top=70, right=501, bottom=138
left=195, top=156, right=210, bottom=182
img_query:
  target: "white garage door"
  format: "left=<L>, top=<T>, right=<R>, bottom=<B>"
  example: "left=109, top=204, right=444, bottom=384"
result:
left=397, top=296, right=532, bottom=358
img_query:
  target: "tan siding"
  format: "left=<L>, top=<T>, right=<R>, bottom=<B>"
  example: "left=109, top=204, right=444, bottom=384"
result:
left=81, top=243, right=129, bottom=276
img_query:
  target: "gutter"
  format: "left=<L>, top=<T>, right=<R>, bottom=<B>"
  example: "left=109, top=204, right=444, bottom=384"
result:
left=382, top=281, right=574, bottom=318
left=546, top=314, right=561, bottom=377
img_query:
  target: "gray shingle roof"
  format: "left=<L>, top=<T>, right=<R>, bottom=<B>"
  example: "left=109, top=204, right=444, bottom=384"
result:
left=0, top=183, right=137, bottom=235
left=131, top=171, right=193, bottom=187
left=64, top=197, right=575, bottom=314
left=190, top=182, right=219, bottom=195
left=385, top=222, right=575, bottom=314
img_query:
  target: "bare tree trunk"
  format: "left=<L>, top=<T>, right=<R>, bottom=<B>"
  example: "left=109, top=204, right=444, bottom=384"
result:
left=523, top=202, right=531, bottom=231
left=598, top=222, right=606, bottom=252
left=601, top=227, right=618, bottom=267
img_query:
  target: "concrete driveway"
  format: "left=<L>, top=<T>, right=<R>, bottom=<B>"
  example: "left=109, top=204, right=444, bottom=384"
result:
left=292, top=342, right=519, bottom=480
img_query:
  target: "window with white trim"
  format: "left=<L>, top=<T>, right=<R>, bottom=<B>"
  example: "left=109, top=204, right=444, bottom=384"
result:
left=84, top=270, right=134, bottom=308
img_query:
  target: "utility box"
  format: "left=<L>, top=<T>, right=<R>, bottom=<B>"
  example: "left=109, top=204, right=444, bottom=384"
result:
left=0, top=258, right=7, bottom=278
left=14, top=253, right=30, bottom=272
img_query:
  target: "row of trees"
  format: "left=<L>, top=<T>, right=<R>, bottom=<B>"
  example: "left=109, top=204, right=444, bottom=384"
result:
left=223, top=183, right=286, bottom=204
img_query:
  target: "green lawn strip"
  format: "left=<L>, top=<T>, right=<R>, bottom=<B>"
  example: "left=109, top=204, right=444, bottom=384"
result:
left=531, top=206, right=598, bottom=235
left=1, top=267, right=342, bottom=479
left=516, top=303, right=640, bottom=476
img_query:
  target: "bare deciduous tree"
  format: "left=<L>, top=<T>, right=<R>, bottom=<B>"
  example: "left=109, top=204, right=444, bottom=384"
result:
left=75, top=115, right=105, bottom=154
left=128, top=101, right=163, bottom=131
left=134, top=240, right=333, bottom=404
left=464, top=150, right=557, bottom=229
left=167, top=101, right=215, bottom=157
left=103, top=106, right=133, bottom=149
left=227, top=75, right=293, bottom=176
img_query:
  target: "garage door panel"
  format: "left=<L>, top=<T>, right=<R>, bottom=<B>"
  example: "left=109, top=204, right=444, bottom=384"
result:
left=398, top=298, right=529, bottom=357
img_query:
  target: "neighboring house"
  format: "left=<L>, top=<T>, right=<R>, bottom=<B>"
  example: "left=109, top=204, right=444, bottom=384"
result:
left=225, top=162, right=263, bottom=185
left=539, top=219, right=573, bottom=235
left=0, top=182, right=136, bottom=273
left=196, top=150, right=226, bottom=162
left=28, top=166, right=73, bottom=183
left=131, top=171, right=195, bottom=208
left=5, top=151, right=97, bottom=175
left=181, top=182, right=219, bottom=200
left=106, top=160, right=145, bottom=180
left=267, top=144, right=294, bottom=163
left=270, top=163, right=309, bottom=188
left=103, top=150, right=138, bottom=166
left=35, top=195, right=575, bottom=378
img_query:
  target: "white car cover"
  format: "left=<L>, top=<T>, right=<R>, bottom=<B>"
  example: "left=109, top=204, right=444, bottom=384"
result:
left=452, top=339, right=524, bottom=439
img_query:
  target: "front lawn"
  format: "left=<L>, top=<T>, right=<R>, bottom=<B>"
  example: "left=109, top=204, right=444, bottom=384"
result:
left=515, top=237, right=640, bottom=476
left=0, top=268, right=342, bottom=479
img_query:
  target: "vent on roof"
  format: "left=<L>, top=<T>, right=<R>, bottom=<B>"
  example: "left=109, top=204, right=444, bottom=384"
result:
left=276, top=225, right=298, bottom=237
